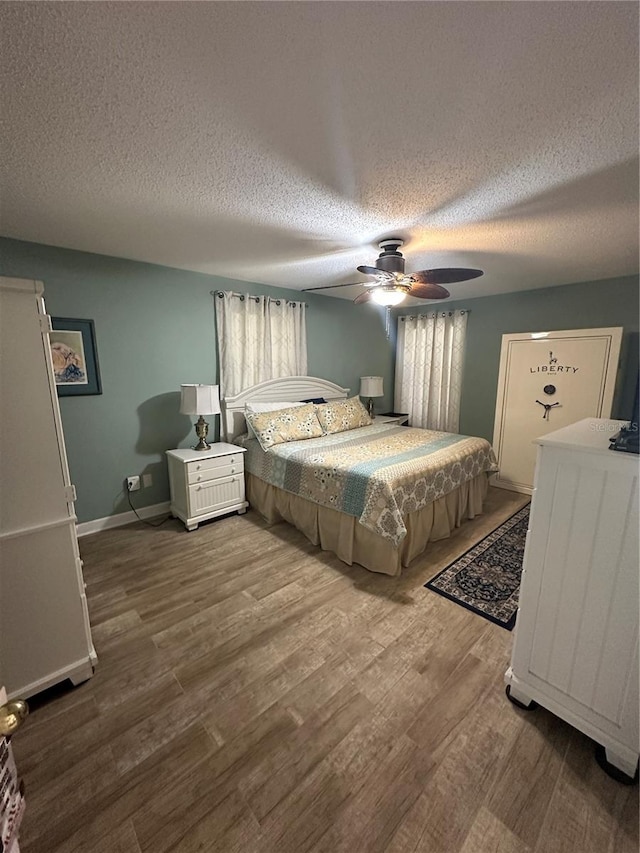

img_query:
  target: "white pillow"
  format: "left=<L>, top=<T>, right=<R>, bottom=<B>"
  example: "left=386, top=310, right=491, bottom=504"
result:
left=245, top=400, right=304, bottom=414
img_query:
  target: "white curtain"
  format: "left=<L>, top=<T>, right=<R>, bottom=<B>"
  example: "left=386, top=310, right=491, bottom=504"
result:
left=394, top=309, right=468, bottom=432
left=215, top=291, right=307, bottom=398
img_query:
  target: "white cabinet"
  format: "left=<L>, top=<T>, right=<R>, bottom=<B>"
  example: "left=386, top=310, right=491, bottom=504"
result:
left=506, top=418, right=639, bottom=779
left=166, top=443, right=248, bottom=531
left=0, top=278, right=96, bottom=700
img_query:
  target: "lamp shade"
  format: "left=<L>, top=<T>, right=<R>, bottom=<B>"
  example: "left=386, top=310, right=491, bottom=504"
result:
left=371, top=287, right=408, bottom=306
left=360, top=376, right=383, bottom=398
left=180, top=384, right=220, bottom=415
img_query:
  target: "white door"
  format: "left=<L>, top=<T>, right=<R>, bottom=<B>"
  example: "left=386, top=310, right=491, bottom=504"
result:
left=492, top=327, right=622, bottom=493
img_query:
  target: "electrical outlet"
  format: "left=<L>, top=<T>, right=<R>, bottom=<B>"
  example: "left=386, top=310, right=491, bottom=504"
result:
left=142, top=473, right=152, bottom=488
left=127, top=476, right=141, bottom=492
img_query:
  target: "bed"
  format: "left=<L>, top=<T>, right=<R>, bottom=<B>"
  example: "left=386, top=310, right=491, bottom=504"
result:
left=223, top=376, right=498, bottom=576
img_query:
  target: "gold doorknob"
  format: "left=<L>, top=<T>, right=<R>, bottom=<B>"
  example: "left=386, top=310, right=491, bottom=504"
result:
left=0, top=700, right=29, bottom=737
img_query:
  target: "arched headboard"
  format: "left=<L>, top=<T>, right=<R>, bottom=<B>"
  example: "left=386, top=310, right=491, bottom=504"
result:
left=223, top=375, right=350, bottom=440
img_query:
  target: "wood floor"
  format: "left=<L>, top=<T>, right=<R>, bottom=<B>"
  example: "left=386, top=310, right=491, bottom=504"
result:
left=14, top=487, right=638, bottom=853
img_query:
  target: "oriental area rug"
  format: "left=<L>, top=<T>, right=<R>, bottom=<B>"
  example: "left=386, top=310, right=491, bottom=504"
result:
left=425, top=504, right=530, bottom=630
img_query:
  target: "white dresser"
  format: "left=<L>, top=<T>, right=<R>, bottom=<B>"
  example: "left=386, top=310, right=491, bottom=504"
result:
left=506, top=418, right=639, bottom=779
left=0, top=278, right=96, bottom=700
left=166, top=443, right=248, bottom=531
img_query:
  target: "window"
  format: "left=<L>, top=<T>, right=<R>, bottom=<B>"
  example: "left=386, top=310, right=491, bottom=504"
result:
left=215, top=291, right=307, bottom=398
left=394, top=310, right=467, bottom=432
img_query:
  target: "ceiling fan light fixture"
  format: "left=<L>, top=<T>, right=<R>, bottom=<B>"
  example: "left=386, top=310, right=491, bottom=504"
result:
left=371, top=284, right=410, bottom=306
left=303, top=237, right=482, bottom=304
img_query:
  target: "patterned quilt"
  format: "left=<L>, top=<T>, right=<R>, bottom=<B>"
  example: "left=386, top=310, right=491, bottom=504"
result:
left=240, top=423, right=498, bottom=547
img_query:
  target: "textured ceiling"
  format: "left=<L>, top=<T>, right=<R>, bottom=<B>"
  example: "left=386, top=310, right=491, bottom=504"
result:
left=1, top=2, right=638, bottom=303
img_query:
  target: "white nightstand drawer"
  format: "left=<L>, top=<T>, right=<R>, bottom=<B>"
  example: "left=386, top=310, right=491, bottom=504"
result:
left=187, top=459, right=243, bottom=485
left=188, top=454, right=244, bottom=475
left=188, top=475, right=245, bottom=516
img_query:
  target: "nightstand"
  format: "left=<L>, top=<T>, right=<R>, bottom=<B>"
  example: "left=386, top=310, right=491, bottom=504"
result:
left=166, top=443, right=248, bottom=531
left=376, top=412, right=409, bottom=426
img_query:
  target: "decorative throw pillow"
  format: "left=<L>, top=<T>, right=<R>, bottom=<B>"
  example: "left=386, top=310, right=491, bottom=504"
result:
left=245, top=403, right=324, bottom=451
left=244, top=401, right=304, bottom=437
left=315, top=396, right=372, bottom=435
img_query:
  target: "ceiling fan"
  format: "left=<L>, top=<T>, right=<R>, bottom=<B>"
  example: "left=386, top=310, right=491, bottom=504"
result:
left=303, top=238, right=483, bottom=305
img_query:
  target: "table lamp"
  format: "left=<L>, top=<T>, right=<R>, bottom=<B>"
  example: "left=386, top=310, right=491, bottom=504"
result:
left=180, top=384, right=220, bottom=451
left=360, top=376, right=383, bottom=418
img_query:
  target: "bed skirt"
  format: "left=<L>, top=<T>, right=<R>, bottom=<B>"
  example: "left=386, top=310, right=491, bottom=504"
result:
left=245, top=472, right=489, bottom=577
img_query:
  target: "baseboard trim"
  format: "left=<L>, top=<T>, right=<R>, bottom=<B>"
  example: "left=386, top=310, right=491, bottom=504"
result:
left=76, top=501, right=171, bottom=537
left=10, top=656, right=95, bottom=701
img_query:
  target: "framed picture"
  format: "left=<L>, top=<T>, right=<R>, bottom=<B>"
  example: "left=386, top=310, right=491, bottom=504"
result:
left=49, top=317, right=102, bottom=396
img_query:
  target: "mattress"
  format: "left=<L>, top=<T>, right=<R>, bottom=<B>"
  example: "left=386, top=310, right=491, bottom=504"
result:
left=239, top=422, right=498, bottom=549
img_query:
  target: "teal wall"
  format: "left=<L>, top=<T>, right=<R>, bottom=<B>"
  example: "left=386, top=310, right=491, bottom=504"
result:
left=0, top=238, right=394, bottom=523
left=392, top=275, right=639, bottom=440
left=2, top=236, right=637, bottom=523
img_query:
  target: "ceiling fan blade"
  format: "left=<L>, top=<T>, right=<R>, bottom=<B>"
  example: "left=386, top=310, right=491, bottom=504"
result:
left=357, top=265, right=395, bottom=280
left=353, top=290, right=373, bottom=305
left=302, top=281, right=367, bottom=292
left=408, top=282, right=450, bottom=300
left=411, top=268, right=484, bottom=285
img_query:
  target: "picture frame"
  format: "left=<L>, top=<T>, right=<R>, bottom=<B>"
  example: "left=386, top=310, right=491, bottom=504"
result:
left=49, top=317, right=102, bottom=396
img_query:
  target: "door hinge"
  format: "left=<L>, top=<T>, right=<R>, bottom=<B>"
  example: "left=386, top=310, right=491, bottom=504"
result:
left=65, top=484, right=77, bottom=503
left=40, top=314, right=52, bottom=333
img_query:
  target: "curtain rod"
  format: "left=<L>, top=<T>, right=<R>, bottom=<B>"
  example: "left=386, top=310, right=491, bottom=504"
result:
left=399, top=309, right=469, bottom=321
left=211, top=290, right=308, bottom=307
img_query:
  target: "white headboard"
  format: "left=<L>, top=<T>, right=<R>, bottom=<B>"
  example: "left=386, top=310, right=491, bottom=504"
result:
left=223, top=375, right=350, bottom=440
